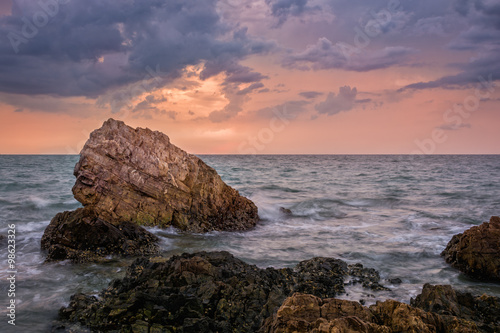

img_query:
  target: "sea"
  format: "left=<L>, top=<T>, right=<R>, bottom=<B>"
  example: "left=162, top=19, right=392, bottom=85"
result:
left=1, top=154, right=500, bottom=332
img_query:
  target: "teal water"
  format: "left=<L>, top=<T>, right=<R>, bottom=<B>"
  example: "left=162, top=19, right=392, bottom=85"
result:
left=0, top=155, right=500, bottom=332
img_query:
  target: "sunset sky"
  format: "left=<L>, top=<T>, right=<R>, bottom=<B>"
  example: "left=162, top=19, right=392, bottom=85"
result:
left=0, top=0, right=499, bottom=154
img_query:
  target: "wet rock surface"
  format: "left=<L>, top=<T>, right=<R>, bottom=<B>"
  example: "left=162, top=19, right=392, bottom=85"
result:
left=53, top=251, right=388, bottom=332
left=441, top=216, right=500, bottom=282
left=411, top=284, right=500, bottom=333
left=264, top=284, right=500, bottom=332
left=72, top=118, right=258, bottom=232
left=41, top=208, right=159, bottom=263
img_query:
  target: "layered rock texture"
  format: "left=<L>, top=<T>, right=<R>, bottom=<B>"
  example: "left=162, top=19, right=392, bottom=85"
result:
left=42, top=119, right=259, bottom=262
left=441, top=216, right=500, bottom=282
left=263, top=284, right=500, bottom=333
left=53, top=251, right=389, bottom=332
left=72, top=118, right=258, bottom=232
left=41, top=208, right=159, bottom=263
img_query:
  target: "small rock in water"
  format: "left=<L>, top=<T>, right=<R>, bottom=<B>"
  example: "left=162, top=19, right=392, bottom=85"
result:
left=348, top=263, right=391, bottom=291
left=41, top=208, right=159, bottom=263
left=387, top=277, right=403, bottom=284
left=279, top=207, right=293, bottom=216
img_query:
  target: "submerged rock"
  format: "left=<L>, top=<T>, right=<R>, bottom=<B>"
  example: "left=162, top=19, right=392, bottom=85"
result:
left=72, top=118, right=258, bottom=232
left=264, top=284, right=499, bottom=333
left=41, top=208, right=159, bottom=263
left=279, top=207, right=292, bottom=216
left=54, top=251, right=388, bottom=332
left=441, top=216, right=500, bottom=282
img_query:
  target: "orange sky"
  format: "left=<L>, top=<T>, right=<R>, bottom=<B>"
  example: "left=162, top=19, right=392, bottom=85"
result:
left=1, top=0, right=499, bottom=154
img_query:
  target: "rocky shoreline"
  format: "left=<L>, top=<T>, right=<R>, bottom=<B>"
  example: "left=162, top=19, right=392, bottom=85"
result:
left=41, top=119, right=500, bottom=332
left=52, top=251, right=500, bottom=333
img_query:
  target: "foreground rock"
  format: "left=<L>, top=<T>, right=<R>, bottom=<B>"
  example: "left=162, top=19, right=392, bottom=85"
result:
left=41, top=208, right=159, bottom=263
left=412, top=284, right=500, bottom=332
left=73, top=118, right=258, bottom=232
left=441, top=216, right=500, bottom=282
left=53, top=251, right=388, bottom=332
left=264, top=284, right=500, bottom=332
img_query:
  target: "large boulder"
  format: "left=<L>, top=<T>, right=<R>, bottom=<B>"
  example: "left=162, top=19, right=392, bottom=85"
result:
left=441, top=216, right=500, bottom=282
left=53, top=251, right=388, bottom=332
left=41, top=208, right=159, bottom=263
left=72, top=118, right=258, bottom=232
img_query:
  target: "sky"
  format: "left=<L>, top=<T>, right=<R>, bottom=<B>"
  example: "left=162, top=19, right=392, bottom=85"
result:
left=0, top=0, right=499, bottom=154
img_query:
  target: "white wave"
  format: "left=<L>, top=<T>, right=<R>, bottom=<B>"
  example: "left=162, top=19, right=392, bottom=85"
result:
left=28, top=196, right=52, bottom=209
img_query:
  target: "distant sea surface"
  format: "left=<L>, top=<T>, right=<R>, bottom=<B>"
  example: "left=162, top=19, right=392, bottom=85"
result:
left=1, top=155, right=500, bottom=332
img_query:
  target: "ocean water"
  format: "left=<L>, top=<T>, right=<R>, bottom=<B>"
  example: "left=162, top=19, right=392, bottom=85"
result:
left=1, top=154, right=500, bottom=332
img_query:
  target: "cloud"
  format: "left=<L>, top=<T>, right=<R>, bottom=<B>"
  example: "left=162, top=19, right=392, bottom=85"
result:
left=237, top=82, right=266, bottom=95
left=266, top=0, right=320, bottom=26
left=283, top=37, right=417, bottom=72
left=413, top=17, right=447, bottom=37
left=0, top=0, right=274, bottom=99
left=299, top=91, right=323, bottom=99
left=130, top=94, right=169, bottom=119
left=208, top=73, right=269, bottom=122
left=166, top=110, right=178, bottom=120
left=256, top=100, right=310, bottom=119
left=0, top=92, right=96, bottom=116
left=314, top=86, right=357, bottom=116
left=437, top=123, right=471, bottom=131
left=404, top=0, right=500, bottom=90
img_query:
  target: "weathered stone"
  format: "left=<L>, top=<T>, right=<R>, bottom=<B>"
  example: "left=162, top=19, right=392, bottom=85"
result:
left=41, top=208, right=159, bottom=263
left=263, top=291, right=483, bottom=333
left=441, top=216, right=500, bottom=282
left=411, top=284, right=500, bottom=332
left=54, top=251, right=388, bottom=332
left=348, top=263, right=391, bottom=291
left=72, top=118, right=258, bottom=232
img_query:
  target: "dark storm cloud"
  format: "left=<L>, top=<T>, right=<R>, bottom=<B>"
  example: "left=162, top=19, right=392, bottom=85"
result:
left=283, top=37, right=417, bottom=72
left=266, top=0, right=319, bottom=26
left=404, top=0, right=500, bottom=90
left=0, top=0, right=273, bottom=97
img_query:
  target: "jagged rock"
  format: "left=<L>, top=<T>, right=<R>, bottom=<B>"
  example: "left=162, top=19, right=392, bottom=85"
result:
left=263, top=290, right=484, bottom=333
left=441, top=216, right=500, bottom=282
left=41, top=208, right=159, bottom=263
left=53, top=251, right=388, bottom=332
left=262, top=293, right=382, bottom=333
left=348, top=263, right=391, bottom=291
left=411, top=284, right=500, bottom=332
left=72, top=118, right=258, bottom=232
